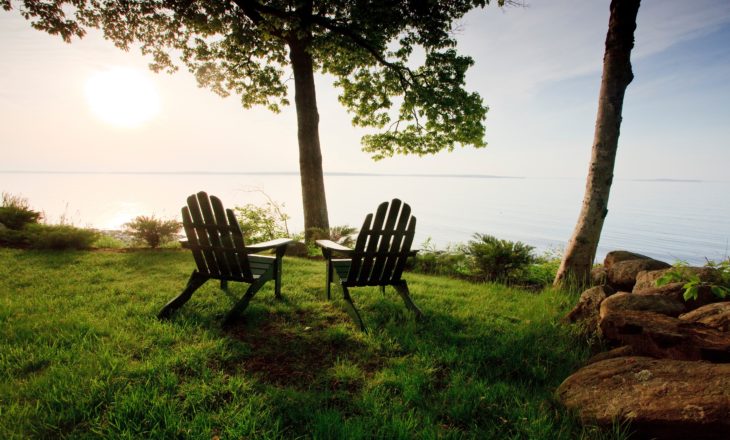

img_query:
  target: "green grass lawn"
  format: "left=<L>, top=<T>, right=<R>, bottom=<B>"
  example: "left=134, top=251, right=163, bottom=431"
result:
left=0, top=248, right=620, bottom=439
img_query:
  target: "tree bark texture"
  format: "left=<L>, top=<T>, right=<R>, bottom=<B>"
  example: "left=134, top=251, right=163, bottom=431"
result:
left=289, top=37, right=330, bottom=241
left=554, top=0, right=640, bottom=288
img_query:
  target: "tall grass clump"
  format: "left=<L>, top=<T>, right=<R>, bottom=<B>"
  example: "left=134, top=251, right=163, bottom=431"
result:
left=0, top=192, right=42, bottom=230
left=0, top=193, right=97, bottom=250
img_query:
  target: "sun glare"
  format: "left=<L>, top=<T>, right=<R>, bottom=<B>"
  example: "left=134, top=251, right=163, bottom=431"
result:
left=84, top=67, right=161, bottom=128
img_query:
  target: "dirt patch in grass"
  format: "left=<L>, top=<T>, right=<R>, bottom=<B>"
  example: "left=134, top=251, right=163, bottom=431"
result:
left=225, top=308, right=384, bottom=389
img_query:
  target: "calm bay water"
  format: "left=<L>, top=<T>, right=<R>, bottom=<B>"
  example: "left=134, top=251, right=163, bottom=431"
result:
left=1, top=172, right=728, bottom=265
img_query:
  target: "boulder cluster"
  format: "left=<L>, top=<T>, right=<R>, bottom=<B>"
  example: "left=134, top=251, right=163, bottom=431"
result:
left=557, top=251, right=730, bottom=439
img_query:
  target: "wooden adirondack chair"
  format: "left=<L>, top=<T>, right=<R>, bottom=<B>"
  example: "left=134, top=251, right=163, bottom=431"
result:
left=158, top=191, right=292, bottom=324
left=316, top=199, right=423, bottom=331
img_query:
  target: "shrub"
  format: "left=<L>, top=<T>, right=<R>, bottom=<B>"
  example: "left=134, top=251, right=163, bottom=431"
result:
left=124, top=215, right=181, bottom=248
left=467, top=233, right=536, bottom=282
left=409, top=238, right=471, bottom=277
left=25, top=224, right=99, bottom=250
left=0, top=193, right=42, bottom=230
left=234, top=200, right=290, bottom=244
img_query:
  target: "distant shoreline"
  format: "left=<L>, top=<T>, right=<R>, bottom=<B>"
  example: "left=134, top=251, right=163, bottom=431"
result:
left=0, top=170, right=720, bottom=182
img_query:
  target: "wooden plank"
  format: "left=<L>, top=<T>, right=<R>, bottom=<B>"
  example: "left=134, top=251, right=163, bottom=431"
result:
left=391, top=216, right=417, bottom=281
left=347, top=213, right=372, bottom=285
left=198, top=193, right=231, bottom=278
left=181, top=207, right=208, bottom=273
left=226, top=208, right=252, bottom=280
left=187, top=193, right=219, bottom=276
left=370, top=199, right=403, bottom=284
left=379, top=202, right=412, bottom=284
left=210, top=195, right=239, bottom=278
left=354, top=201, right=388, bottom=285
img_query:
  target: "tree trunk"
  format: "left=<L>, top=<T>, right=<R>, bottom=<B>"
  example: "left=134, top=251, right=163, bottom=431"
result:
left=554, top=0, right=640, bottom=288
left=288, top=37, right=330, bottom=241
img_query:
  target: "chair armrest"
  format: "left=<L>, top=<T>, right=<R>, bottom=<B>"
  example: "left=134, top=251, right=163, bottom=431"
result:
left=408, top=249, right=418, bottom=257
left=246, top=237, right=293, bottom=253
left=180, top=240, right=189, bottom=249
left=316, top=239, right=354, bottom=257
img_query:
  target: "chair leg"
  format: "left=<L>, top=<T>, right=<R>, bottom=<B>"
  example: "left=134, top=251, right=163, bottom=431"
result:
left=393, top=281, right=423, bottom=320
left=380, top=286, right=386, bottom=295
left=220, top=279, right=229, bottom=291
left=273, top=246, right=286, bottom=299
left=341, top=286, right=367, bottom=332
left=325, top=260, right=333, bottom=300
left=158, top=271, right=208, bottom=319
left=223, top=276, right=268, bottom=326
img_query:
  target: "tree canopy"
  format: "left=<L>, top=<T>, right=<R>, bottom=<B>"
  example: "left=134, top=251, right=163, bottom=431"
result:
left=4, top=0, right=498, bottom=160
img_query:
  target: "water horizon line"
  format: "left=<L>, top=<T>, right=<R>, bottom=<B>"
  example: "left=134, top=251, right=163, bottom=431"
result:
left=0, top=170, right=722, bottom=183
left=0, top=170, right=525, bottom=179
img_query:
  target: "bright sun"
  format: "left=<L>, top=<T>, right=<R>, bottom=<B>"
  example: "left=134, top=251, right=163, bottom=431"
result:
left=84, top=67, right=161, bottom=128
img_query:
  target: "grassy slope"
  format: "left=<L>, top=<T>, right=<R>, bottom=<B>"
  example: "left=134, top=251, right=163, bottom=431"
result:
left=0, top=249, right=613, bottom=439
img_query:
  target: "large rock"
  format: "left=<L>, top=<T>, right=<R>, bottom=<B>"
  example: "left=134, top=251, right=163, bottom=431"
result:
left=599, top=292, right=686, bottom=319
left=586, top=345, right=634, bottom=365
left=634, top=267, right=721, bottom=294
left=680, top=302, right=730, bottom=332
left=600, top=310, right=730, bottom=362
left=607, top=259, right=671, bottom=291
left=556, top=356, right=730, bottom=440
left=591, top=266, right=607, bottom=286
left=603, top=250, right=654, bottom=270
left=564, top=285, right=615, bottom=331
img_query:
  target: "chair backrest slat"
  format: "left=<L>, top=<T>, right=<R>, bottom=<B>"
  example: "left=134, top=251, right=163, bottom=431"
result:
left=390, top=216, right=416, bottom=282
left=186, top=193, right=220, bottom=276
left=181, top=191, right=253, bottom=281
left=181, top=207, right=208, bottom=273
left=352, top=202, right=388, bottom=285
left=377, top=202, right=411, bottom=284
left=198, top=193, right=231, bottom=278
left=226, top=208, right=253, bottom=279
left=347, top=199, right=416, bottom=286
left=369, top=199, right=403, bottom=283
left=210, top=195, right=242, bottom=279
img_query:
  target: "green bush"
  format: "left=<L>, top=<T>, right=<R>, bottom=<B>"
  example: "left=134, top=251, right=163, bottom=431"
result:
left=467, top=233, right=536, bottom=283
left=408, top=238, right=471, bottom=277
left=124, top=216, right=181, bottom=248
left=0, top=193, right=42, bottom=230
left=26, top=224, right=99, bottom=250
left=234, top=200, right=290, bottom=244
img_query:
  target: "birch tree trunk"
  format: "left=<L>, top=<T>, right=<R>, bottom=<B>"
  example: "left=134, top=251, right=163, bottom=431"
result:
left=554, top=0, right=641, bottom=288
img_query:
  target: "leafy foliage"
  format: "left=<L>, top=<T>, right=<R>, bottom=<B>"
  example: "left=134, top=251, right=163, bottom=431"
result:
left=0, top=192, right=41, bottom=230
left=3, top=0, right=502, bottom=159
left=656, top=260, right=730, bottom=301
left=234, top=199, right=290, bottom=244
left=124, top=215, right=181, bottom=248
left=306, top=224, right=358, bottom=247
left=408, top=238, right=471, bottom=277
left=467, top=233, right=536, bottom=282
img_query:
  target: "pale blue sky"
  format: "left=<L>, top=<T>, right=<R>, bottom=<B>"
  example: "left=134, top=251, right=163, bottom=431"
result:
left=1, top=0, right=729, bottom=180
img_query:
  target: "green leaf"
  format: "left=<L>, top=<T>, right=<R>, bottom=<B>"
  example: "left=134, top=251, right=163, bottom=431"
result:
left=710, top=286, right=729, bottom=299
left=683, top=285, right=699, bottom=301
